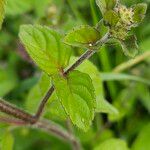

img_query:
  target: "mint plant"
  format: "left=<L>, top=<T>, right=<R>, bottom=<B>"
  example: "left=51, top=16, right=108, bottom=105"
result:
left=0, top=0, right=147, bottom=149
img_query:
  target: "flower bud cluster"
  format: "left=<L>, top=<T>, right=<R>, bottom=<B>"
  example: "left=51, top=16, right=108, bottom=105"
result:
left=110, top=4, right=135, bottom=40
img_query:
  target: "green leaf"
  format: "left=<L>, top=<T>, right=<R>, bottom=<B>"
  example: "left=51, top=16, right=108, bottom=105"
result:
left=71, top=57, right=118, bottom=114
left=26, top=73, right=67, bottom=120
left=53, top=70, right=96, bottom=131
left=103, top=10, right=119, bottom=26
left=19, top=25, right=72, bottom=76
left=133, top=3, right=147, bottom=23
left=0, top=0, right=5, bottom=29
left=96, top=19, right=109, bottom=37
left=96, top=0, right=117, bottom=15
left=120, top=35, right=138, bottom=57
left=1, top=131, right=14, bottom=150
left=132, top=123, right=150, bottom=150
left=94, top=138, right=129, bottom=150
left=64, top=25, right=101, bottom=49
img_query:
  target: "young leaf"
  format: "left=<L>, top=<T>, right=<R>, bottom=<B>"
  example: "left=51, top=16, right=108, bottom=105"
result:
left=96, top=19, right=109, bottom=37
left=133, top=3, right=147, bottom=23
left=64, top=25, right=101, bottom=49
left=103, top=10, right=119, bottom=26
left=19, top=25, right=71, bottom=76
left=96, top=0, right=117, bottom=15
left=0, top=0, right=5, bottom=29
left=120, top=35, right=138, bottom=57
left=94, top=138, right=129, bottom=150
left=105, top=0, right=117, bottom=10
left=53, top=70, right=96, bottom=131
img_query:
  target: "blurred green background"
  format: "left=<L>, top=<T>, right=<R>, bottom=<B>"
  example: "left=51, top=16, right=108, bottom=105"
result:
left=0, top=0, right=150, bottom=149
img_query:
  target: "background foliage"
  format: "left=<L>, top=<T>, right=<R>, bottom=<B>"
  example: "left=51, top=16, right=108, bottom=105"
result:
left=0, top=0, right=150, bottom=149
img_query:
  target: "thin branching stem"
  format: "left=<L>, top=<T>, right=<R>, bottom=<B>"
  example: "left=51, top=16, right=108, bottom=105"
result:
left=0, top=98, right=36, bottom=123
left=34, top=33, right=110, bottom=120
left=34, top=86, right=55, bottom=119
left=0, top=33, right=109, bottom=150
left=0, top=115, right=27, bottom=126
left=34, top=119, right=81, bottom=150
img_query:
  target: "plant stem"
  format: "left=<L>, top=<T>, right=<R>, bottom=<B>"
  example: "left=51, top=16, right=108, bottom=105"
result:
left=35, top=33, right=110, bottom=120
left=34, top=50, right=95, bottom=120
left=113, top=51, right=150, bottom=73
left=0, top=115, right=81, bottom=150
left=34, top=119, right=81, bottom=150
left=34, top=50, right=95, bottom=119
left=64, top=49, right=95, bottom=75
left=0, top=33, right=109, bottom=150
left=0, top=115, right=27, bottom=126
left=34, top=86, right=55, bottom=119
left=0, top=98, right=36, bottom=123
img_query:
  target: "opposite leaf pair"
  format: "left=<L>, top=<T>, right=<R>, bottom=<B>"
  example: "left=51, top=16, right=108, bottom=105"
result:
left=19, top=25, right=97, bottom=131
left=19, top=0, right=147, bottom=131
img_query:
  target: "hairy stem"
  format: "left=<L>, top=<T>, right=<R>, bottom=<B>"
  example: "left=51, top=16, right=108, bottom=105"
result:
left=0, top=115, right=27, bottom=126
left=35, top=33, right=110, bottom=120
left=34, top=119, right=81, bottom=150
left=34, top=50, right=95, bottom=120
left=64, top=49, right=95, bottom=75
left=34, top=86, right=55, bottom=119
left=0, top=115, right=81, bottom=150
left=0, top=33, right=109, bottom=150
left=0, top=98, right=36, bottom=123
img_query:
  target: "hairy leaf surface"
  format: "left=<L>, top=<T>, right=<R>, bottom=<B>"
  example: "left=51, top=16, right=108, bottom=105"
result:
left=19, top=25, right=71, bottom=75
left=26, top=73, right=67, bottom=120
left=70, top=57, right=118, bottom=115
left=64, top=25, right=101, bottom=48
left=103, top=10, right=119, bottom=26
left=53, top=70, right=96, bottom=131
left=96, top=0, right=117, bottom=15
left=133, top=3, right=147, bottom=23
